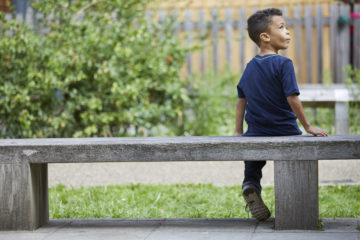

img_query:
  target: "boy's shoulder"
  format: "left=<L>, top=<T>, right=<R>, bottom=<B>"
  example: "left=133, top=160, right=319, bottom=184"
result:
left=245, top=54, right=293, bottom=71
left=252, top=54, right=291, bottom=63
left=242, top=54, right=294, bottom=80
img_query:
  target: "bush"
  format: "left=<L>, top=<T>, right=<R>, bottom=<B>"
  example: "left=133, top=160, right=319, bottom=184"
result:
left=346, top=66, right=360, bottom=134
left=0, top=0, right=191, bottom=138
left=181, top=70, right=240, bottom=136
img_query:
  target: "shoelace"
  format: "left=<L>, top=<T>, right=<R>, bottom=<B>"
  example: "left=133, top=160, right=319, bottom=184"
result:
left=245, top=203, right=250, bottom=218
left=245, top=203, right=250, bottom=212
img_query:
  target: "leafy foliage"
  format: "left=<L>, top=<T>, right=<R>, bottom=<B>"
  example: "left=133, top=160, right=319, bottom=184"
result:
left=3, top=0, right=357, bottom=138
left=0, top=0, right=191, bottom=138
left=181, top=70, right=240, bottom=136
left=346, top=67, right=360, bottom=134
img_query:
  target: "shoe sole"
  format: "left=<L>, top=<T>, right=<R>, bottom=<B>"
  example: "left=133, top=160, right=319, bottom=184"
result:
left=243, top=188, right=271, bottom=221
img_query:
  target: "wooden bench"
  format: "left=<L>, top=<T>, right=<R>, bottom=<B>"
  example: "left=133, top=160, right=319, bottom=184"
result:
left=299, top=84, right=357, bottom=134
left=1, top=135, right=359, bottom=231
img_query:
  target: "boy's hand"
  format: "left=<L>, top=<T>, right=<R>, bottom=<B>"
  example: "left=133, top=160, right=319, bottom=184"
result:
left=305, top=126, right=328, bottom=137
left=286, top=95, right=328, bottom=137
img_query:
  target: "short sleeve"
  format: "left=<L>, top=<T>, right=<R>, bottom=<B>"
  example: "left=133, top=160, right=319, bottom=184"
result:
left=237, top=84, right=246, bottom=98
left=281, top=59, right=300, bottom=97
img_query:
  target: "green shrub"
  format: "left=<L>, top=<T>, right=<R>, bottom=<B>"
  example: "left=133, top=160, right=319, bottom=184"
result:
left=2, top=0, right=358, bottom=139
left=181, top=70, right=240, bottom=136
left=346, top=67, right=360, bottom=134
left=0, top=0, right=191, bottom=138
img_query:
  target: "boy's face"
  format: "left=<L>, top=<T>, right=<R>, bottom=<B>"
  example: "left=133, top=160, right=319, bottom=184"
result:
left=261, top=15, right=290, bottom=50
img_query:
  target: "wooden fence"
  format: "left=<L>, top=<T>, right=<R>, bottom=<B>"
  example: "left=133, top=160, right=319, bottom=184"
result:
left=5, top=2, right=360, bottom=84
left=151, top=0, right=337, bottom=10
left=165, top=3, right=360, bottom=84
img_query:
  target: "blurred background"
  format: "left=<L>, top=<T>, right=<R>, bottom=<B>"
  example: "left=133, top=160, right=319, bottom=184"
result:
left=1, top=0, right=359, bottom=188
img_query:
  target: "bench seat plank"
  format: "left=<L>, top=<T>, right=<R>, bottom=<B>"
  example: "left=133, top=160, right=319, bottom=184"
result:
left=0, top=135, right=359, bottom=164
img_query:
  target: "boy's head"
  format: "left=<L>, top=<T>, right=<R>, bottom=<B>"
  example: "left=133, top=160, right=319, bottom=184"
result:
left=247, top=8, right=290, bottom=49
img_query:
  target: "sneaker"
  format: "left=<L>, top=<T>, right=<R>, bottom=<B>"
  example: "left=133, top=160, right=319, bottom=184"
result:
left=242, top=184, right=271, bottom=221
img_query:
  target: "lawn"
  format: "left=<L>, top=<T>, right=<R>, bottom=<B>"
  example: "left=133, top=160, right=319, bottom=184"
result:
left=49, top=184, right=360, bottom=219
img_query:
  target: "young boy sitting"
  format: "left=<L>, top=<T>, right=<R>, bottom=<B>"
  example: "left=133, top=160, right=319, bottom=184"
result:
left=234, top=8, right=328, bottom=221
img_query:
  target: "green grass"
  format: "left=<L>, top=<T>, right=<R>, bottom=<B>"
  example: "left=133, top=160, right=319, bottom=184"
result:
left=49, top=184, right=360, bottom=219
left=319, top=185, right=360, bottom=218
left=317, top=219, right=324, bottom=231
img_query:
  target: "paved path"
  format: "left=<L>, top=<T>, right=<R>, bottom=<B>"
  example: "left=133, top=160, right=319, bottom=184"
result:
left=1, top=218, right=359, bottom=240
left=48, top=160, right=360, bottom=187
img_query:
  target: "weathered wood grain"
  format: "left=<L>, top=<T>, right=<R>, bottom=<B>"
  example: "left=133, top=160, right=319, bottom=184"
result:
left=339, top=5, right=350, bottom=83
left=274, top=160, right=318, bottom=230
left=0, top=163, right=48, bottom=230
left=0, top=135, right=359, bottom=164
left=198, top=9, right=206, bottom=74
left=316, top=5, right=323, bottom=84
left=1, top=135, right=359, bottom=231
left=335, top=102, right=349, bottom=134
left=225, top=8, right=233, bottom=68
left=293, top=5, right=303, bottom=81
left=353, top=4, right=360, bottom=69
left=305, top=5, right=313, bottom=83
left=238, top=8, right=246, bottom=72
left=211, top=8, right=219, bottom=72
left=330, top=4, right=339, bottom=83
left=185, top=9, right=193, bottom=76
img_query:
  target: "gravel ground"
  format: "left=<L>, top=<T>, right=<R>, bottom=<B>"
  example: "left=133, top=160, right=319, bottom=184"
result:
left=48, top=160, right=360, bottom=187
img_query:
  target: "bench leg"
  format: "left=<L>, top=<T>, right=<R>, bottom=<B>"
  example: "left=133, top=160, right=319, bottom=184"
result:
left=0, top=163, right=48, bottom=230
left=335, top=102, right=349, bottom=135
left=274, top=160, right=318, bottom=230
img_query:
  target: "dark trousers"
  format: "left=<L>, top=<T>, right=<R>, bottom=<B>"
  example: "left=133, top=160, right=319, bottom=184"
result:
left=243, top=161, right=266, bottom=192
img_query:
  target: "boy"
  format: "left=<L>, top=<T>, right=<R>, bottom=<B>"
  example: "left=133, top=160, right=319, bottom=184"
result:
left=234, top=8, right=328, bottom=221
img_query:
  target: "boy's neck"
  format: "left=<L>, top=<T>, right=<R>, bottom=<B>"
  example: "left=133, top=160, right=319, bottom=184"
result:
left=259, top=49, right=278, bottom=56
left=258, top=45, right=279, bottom=56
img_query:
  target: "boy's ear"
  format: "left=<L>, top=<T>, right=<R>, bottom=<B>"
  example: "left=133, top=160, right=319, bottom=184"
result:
left=259, top=32, right=270, bottom=43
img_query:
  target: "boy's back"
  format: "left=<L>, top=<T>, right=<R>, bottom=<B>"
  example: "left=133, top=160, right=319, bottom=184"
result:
left=235, top=8, right=327, bottom=222
left=237, top=54, right=302, bottom=136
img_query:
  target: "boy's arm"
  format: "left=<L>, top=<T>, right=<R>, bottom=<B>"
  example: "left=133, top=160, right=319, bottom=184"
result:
left=235, top=98, right=247, bottom=136
left=287, top=94, right=328, bottom=136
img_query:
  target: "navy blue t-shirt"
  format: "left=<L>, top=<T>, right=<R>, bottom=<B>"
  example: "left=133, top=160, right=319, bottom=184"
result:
left=237, top=54, right=302, bottom=136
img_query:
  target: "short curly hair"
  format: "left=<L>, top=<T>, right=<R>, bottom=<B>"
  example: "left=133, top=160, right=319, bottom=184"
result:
left=247, top=8, right=283, bottom=47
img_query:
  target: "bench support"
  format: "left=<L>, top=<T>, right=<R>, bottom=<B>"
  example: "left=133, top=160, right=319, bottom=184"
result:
left=274, top=160, right=318, bottom=230
left=0, top=163, right=48, bottom=230
left=335, top=102, right=349, bottom=135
